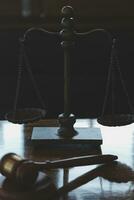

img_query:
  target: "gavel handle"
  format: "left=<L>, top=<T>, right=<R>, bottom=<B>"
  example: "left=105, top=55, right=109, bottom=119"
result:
left=49, top=163, right=107, bottom=199
left=35, top=154, right=118, bottom=169
left=57, top=165, right=101, bottom=196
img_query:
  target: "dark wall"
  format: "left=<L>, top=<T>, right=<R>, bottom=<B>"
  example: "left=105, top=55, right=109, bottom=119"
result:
left=0, top=25, right=134, bottom=119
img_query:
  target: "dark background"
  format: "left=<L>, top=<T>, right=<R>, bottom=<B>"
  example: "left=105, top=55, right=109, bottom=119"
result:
left=0, top=0, right=134, bottom=119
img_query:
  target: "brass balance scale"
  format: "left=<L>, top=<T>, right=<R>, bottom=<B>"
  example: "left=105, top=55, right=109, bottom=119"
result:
left=5, top=6, right=134, bottom=147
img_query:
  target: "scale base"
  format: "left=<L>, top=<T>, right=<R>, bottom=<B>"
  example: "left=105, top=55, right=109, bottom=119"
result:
left=31, top=127, right=102, bottom=150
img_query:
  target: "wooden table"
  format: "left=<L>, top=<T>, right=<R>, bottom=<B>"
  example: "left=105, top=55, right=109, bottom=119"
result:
left=0, top=118, right=134, bottom=200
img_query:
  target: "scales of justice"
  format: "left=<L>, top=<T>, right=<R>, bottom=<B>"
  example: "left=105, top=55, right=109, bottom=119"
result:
left=5, top=6, right=134, bottom=147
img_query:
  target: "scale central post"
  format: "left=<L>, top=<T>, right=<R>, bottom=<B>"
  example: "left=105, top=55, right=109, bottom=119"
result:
left=31, top=5, right=102, bottom=148
left=57, top=6, right=78, bottom=138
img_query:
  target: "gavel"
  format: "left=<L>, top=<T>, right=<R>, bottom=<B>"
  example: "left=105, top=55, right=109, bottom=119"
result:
left=0, top=153, right=118, bottom=187
left=1, top=158, right=134, bottom=200
left=1, top=162, right=120, bottom=200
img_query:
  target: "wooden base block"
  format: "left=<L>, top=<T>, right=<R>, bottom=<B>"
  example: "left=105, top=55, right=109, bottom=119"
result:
left=31, top=127, right=102, bottom=149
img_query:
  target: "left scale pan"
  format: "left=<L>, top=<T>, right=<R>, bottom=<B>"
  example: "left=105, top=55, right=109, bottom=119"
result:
left=5, top=108, right=46, bottom=124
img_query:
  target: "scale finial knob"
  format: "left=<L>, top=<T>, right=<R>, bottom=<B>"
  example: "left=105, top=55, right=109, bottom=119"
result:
left=61, top=6, right=74, bottom=18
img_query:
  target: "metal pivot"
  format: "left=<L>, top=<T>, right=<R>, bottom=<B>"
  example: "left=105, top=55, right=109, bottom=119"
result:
left=57, top=6, right=78, bottom=138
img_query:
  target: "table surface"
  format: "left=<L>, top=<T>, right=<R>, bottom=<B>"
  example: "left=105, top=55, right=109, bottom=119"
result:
left=0, top=118, right=134, bottom=200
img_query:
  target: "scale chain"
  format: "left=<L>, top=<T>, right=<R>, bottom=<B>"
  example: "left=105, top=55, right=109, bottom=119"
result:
left=14, top=39, right=46, bottom=113
left=115, top=53, right=134, bottom=113
left=13, top=42, right=24, bottom=112
left=23, top=48, right=46, bottom=110
left=101, top=38, right=134, bottom=116
left=101, top=38, right=115, bottom=116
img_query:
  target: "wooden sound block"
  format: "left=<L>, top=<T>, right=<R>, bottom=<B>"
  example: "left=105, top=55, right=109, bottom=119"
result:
left=31, top=127, right=102, bottom=149
left=0, top=172, right=57, bottom=200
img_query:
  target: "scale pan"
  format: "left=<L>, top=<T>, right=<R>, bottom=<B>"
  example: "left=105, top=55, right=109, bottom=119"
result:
left=97, top=114, right=134, bottom=126
left=5, top=108, right=46, bottom=124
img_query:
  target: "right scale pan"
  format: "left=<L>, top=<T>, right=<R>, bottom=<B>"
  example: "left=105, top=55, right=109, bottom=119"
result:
left=97, top=38, right=134, bottom=127
left=97, top=114, right=134, bottom=126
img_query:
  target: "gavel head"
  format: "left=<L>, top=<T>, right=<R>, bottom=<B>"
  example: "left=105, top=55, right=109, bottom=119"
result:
left=0, top=153, right=39, bottom=187
left=0, top=153, right=59, bottom=200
